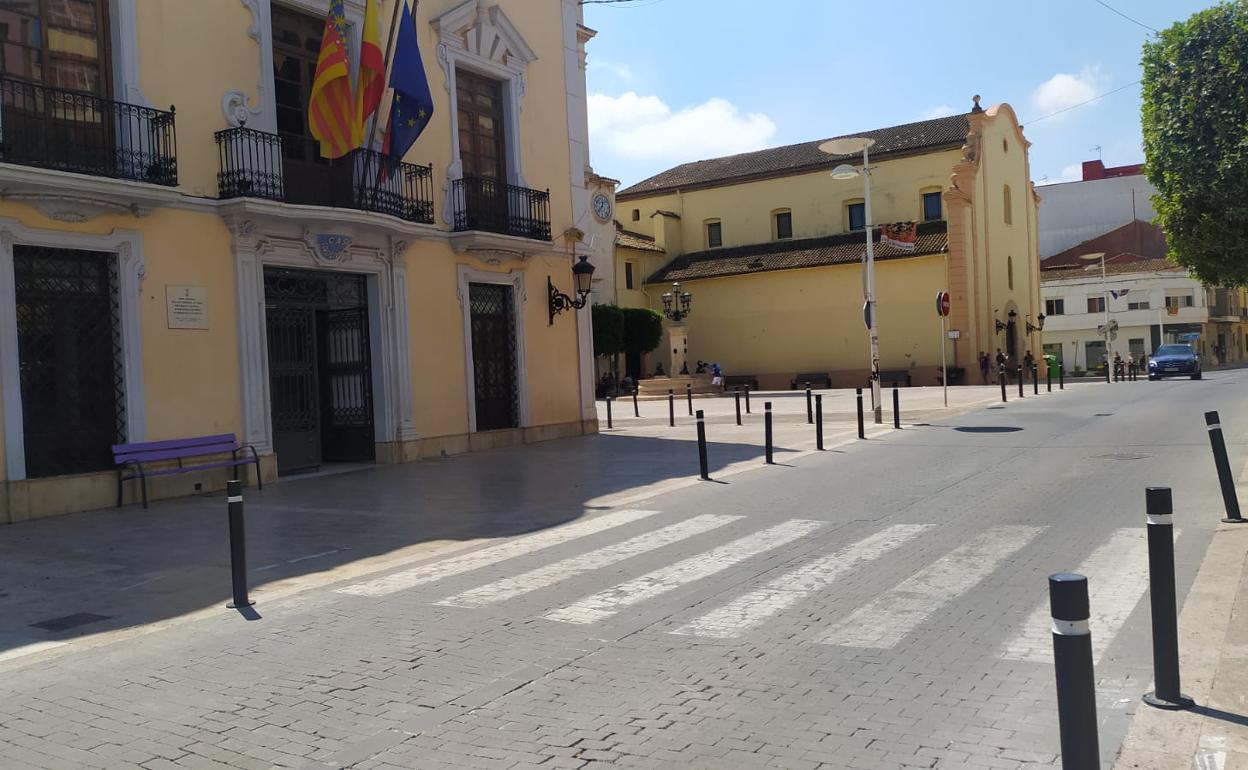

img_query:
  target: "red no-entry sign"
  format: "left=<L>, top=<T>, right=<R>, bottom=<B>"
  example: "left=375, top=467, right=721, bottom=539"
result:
left=936, top=291, right=950, bottom=317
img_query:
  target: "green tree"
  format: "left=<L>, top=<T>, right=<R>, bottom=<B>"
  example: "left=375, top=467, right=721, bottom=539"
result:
left=622, top=307, right=663, bottom=356
left=591, top=303, right=625, bottom=358
left=1141, top=2, right=1248, bottom=284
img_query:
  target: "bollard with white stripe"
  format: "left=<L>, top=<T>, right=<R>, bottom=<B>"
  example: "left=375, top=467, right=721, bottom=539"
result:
left=1142, top=487, right=1194, bottom=710
left=605, top=396, right=613, bottom=429
left=226, top=480, right=254, bottom=609
left=815, top=394, right=824, bottom=450
left=892, top=387, right=900, bottom=430
left=668, top=389, right=675, bottom=427
left=1060, top=364, right=1065, bottom=390
left=1000, top=365, right=1008, bottom=403
left=764, top=401, right=774, bottom=464
left=686, top=384, right=693, bottom=416
left=696, top=409, right=710, bottom=481
left=1049, top=572, right=1099, bottom=769
left=1204, top=411, right=1244, bottom=523
left=856, top=388, right=865, bottom=439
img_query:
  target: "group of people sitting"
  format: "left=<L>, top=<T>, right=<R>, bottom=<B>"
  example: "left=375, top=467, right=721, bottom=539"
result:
left=597, top=359, right=725, bottom=397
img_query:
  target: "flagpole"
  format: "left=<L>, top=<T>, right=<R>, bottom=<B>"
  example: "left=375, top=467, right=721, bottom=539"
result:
left=367, top=0, right=408, bottom=151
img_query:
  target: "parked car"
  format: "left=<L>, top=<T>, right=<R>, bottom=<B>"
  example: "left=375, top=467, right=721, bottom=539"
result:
left=1147, top=344, right=1202, bottom=380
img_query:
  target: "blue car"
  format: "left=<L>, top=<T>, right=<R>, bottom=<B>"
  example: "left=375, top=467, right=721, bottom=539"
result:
left=1148, top=343, right=1202, bottom=380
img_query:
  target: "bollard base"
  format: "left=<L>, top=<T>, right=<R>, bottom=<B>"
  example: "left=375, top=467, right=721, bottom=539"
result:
left=227, top=599, right=256, bottom=609
left=1221, top=517, right=1248, bottom=524
left=1143, top=692, right=1194, bottom=710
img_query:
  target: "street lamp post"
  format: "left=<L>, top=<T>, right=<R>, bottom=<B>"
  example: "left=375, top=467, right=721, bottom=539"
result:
left=821, top=136, right=882, bottom=423
left=1081, top=252, right=1111, bottom=378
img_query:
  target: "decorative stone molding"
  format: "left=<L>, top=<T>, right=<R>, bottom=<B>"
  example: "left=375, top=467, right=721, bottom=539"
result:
left=303, top=228, right=354, bottom=263
left=222, top=89, right=263, bottom=128
left=0, top=193, right=151, bottom=222
left=113, top=0, right=150, bottom=106
left=0, top=220, right=147, bottom=480
left=241, top=0, right=262, bottom=39
left=434, top=0, right=537, bottom=223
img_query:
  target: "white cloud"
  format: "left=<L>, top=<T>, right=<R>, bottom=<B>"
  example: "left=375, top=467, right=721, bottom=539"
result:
left=586, top=59, right=636, bottom=83
left=1030, top=68, right=1106, bottom=120
left=588, top=91, right=777, bottom=164
left=918, top=104, right=956, bottom=121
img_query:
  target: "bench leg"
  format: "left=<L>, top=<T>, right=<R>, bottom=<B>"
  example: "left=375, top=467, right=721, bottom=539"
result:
left=140, top=477, right=148, bottom=509
left=254, top=457, right=263, bottom=491
left=117, top=475, right=123, bottom=508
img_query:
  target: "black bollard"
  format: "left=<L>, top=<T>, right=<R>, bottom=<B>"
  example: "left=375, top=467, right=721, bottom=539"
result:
left=805, top=384, right=813, bottom=424
left=1049, top=573, right=1099, bottom=769
left=226, top=480, right=254, bottom=609
left=1033, top=364, right=1039, bottom=395
left=668, top=389, right=675, bottom=427
left=696, top=409, right=710, bottom=481
left=758, top=401, right=768, bottom=461
left=734, top=390, right=742, bottom=426
left=633, top=386, right=639, bottom=418
left=686, top=383, right=693, bottom=416
left=1142, top=487, right=1194, bottom=710
left=1000, top=365, right=1007, bottom=403
left=1060, top=364, right=1065, bottom=390
left=892, top=387, right=900, bottom=429
left=1018, top=365, right=1024, bottom=398
left=1204, top=411, right=1244, bottom=523
left=815, top=394, right=824, bottom=450
left=1047, top=363, right=1052, bottom=393
left=764, top=401, right=774, bottom=464
left=856, top=388, right=865, bottom=439
left=1106, top=363, right=1111, bottom=384
left=744, top=385, right=751, bottom=414
left=606, top=396, right=613, bottom=429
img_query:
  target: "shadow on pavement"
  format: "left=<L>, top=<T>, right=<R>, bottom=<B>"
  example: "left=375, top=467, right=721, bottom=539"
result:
left=0, top=432, right=788, bottom=652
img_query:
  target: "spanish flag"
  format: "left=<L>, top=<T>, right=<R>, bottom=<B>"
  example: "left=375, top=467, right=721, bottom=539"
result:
left=308, top=0, right=356, bottom=158
left=354, top=0, right=384, bottom=144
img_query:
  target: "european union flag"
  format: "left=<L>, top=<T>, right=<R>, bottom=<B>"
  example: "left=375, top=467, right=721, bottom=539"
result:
left=383, top=0, right=433, bottom=160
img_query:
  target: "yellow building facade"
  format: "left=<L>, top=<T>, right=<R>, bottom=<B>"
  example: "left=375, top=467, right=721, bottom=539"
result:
left=615, top=100, right=1043, bottom=389
left=0, top=0, right=599, bottom=523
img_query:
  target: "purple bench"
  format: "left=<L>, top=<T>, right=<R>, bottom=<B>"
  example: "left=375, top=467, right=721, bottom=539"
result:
left=113, top=433, right=261, bottom=509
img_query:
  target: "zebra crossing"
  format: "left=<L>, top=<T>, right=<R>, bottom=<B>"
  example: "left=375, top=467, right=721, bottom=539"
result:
left=334, top=509, right=1157, bottom=657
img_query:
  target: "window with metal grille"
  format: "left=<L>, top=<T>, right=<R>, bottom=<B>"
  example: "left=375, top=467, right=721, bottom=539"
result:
left=13, top=244, right=124, bottom=477
left=469, top=282, right=519, bottom=431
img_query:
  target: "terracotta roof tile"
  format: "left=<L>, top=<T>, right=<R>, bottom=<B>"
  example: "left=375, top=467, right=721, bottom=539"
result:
left=1041, top=256, right=1186, bottom=281
left=615, top=227, right=664, bottom=253
left=646, top=221, right=948, bottom=283
left=618, top=114, right=970, bottom=199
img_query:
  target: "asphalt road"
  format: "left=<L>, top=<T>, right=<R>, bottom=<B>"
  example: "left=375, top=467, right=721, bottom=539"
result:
left=1, top=371, right=1244, bottom=770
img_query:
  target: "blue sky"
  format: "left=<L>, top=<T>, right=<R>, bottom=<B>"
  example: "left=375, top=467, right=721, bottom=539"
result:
left=583, top=0, right=1212, bottom=189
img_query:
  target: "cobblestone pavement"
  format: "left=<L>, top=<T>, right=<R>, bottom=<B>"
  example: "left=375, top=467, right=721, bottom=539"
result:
left=0, top=374, right=1244, bottom=769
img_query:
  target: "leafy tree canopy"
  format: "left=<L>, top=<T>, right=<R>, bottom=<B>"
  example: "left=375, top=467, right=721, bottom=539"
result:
left=622, top=307, right=663, bottom=355
left=1142, top=1, right=1248, bottom=284
left=591, top=303, right=625, bottom=358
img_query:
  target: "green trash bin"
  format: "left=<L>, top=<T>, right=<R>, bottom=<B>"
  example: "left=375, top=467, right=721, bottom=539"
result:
left=1044, top=354, right=1060, bottom=378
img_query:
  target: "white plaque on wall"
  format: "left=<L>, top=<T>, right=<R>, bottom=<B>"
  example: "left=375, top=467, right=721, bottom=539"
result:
left=166, top=285, right=208, bottom=330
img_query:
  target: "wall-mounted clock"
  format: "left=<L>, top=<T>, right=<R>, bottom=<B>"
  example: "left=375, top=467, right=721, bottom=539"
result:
left=592, top=192, right=613, bottom=223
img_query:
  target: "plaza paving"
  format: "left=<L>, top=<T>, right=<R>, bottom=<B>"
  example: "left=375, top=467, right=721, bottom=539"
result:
left=0, top=377, right=1245, bottom=769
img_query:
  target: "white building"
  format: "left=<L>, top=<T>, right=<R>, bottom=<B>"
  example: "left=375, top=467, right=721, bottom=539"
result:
left=1037, top=160, right=1156, bottom=259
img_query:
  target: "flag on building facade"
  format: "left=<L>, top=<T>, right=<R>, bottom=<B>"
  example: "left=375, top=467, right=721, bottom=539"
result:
left=1110, top=289, right=1130, bottom=299
left=880, top=221, right=918, bottom=251
left=308, top=0, right=357, bottom=158
left=354, top=0, right=385, bottom=144
left=382, top=0, right=434, bottom=161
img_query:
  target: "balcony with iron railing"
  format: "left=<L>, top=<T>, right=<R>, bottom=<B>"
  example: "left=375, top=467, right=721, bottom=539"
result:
left=215, top=126, right=434, bottom=223
left=450, top=174, right=551, bottom=241
left=0, top=75, right=177, bottom=185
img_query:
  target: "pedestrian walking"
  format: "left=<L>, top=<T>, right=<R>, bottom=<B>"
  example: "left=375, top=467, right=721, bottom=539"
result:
left=978, top=351, right=990, bottom=384
left=711, top=362, right=724, bottom=389
left=995, top=349, right=1007, bottom=383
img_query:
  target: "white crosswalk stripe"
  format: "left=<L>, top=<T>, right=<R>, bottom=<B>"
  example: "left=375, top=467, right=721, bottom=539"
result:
left=999, top=527, right=1154, bottom=664
left=335, top=508, right=664, bottom=598
left=672, top=524, right=929, bottom=639
left=544, top=519, right=826, bottom=625
left=817, top=525, right=1043, bottom=649
left=437, top=514, right=741, bottom=608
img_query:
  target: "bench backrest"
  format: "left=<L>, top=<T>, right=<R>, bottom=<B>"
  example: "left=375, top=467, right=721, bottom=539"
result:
left=112, top=433, right=240, bottom=465
left=794, top=373, right=831, bottom=383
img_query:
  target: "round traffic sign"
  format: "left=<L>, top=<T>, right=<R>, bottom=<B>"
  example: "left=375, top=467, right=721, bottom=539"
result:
left=936, top=291, right=950, bottom=317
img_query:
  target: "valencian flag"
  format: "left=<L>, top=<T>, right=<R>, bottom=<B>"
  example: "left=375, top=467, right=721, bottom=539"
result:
left=354, top=0, right=385, bottom=143
left=880, top=221, right=918, bottom=251
left=309, top=0, right=357, bottom=158
left=382, top=0, right=434, bottom=161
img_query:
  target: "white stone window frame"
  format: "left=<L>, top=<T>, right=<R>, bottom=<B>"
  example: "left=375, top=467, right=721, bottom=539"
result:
left=0, top=221, right=146, bottom=481
left=434, top=1, right=538, bottom=224
left=457, top=265, right=529, bottom=433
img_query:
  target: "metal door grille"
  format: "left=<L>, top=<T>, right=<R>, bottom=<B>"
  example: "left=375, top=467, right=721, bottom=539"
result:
left=469, top=282, right=519, bottom=431
left=14, top=245, right=124, bottom=477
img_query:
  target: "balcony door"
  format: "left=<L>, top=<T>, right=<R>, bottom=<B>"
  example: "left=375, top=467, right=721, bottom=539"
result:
left=272, top=4, right=351, bottom=207
left=456, top=68, right=509, bottom=230
left=0, top=0, right=116, bottom=174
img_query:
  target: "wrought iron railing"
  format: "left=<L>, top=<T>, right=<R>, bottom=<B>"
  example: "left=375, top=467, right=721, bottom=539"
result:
left=215, top=127, right=434, bottom=224
left=451, top=174, right=551, bottom=240
left=0, top=75, right=177, bottom=185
